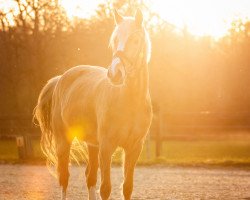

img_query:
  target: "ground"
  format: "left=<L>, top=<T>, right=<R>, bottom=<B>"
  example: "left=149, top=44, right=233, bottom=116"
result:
left=0, top=165, right=249, bottom=200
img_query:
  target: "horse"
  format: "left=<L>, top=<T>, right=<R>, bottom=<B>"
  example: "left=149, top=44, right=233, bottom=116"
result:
left=34, top=9, right=152, bottom=200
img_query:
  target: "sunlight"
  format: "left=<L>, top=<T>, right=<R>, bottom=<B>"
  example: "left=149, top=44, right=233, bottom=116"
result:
left=0, top=0, right=12, bottom=12
left=67, top=125, right=86, bottom=141
left=59, top=0, right=250, bottom=38
left=0, top=0, right=18, bottom=25
left=1, top=0, right=250, bottom=38
left=60, top=0, right=104, bottom=19
left=149, top=0, right=250, bottom=38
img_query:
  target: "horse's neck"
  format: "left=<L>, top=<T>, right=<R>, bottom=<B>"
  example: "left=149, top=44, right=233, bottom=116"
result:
left=123, top=64, right=149, bottom=105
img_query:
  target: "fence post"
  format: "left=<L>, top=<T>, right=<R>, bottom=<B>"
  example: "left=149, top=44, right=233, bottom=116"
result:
left=155, top=107, right=162, bottom=158
left=24, top=135, right=33, bottom=158
left=16, top=135, right=33, bottom=159
left=155, top=121, right=162, bottom=157
left=145, top=134, right=151, bottom=160
left=16, top=136, right=26, bottom=159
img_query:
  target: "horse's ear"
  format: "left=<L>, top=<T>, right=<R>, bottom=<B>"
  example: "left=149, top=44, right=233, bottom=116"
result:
left=135, top=9, right=143, bottom=27
left=113, top=9, right=123, bottom=25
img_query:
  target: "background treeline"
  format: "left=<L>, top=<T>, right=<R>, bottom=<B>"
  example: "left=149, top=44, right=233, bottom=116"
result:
left=0, top=0, right=250, bottom=133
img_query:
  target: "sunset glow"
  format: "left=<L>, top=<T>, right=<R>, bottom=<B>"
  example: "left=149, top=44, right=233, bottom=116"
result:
left=1, top=0, right=250, bottom=38
left=59, top=0, right=250, bottom=38
left=60, top=0, right=105, bottom=19
left=149, top=0, right=250, bottom=38
left=1, top=0, right=250, bottom=199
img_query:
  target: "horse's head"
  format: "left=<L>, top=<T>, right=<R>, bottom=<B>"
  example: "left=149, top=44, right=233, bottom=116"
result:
left=107, top=9, right=151, bottom=86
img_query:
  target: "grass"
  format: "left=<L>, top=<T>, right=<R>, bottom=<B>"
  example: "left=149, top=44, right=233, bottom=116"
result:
left=0, top=139, right=18, bottom=160
left=139, top=140, right=250, bottom=166
left=0, top=137, right=250, bottom=166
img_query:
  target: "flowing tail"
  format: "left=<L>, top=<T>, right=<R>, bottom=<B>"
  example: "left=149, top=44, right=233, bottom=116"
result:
left=33, top=76, right=61, bottom=168
left=34, top=76, right=87, bottom=172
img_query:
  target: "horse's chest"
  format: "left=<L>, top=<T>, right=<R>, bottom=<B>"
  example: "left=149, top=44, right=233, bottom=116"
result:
left=113, top=103, right=152, bottom=130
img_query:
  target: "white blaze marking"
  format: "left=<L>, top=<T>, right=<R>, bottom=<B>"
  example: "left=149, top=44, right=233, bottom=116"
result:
left=110, top=57, right=120, bottom=75
left=110, top=56, right=126, bottom=81
left=117, top=41, right=125, bottom=51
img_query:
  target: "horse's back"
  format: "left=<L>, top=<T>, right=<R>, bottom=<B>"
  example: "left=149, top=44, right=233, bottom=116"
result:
left=59, top=65, right=107, bottom=87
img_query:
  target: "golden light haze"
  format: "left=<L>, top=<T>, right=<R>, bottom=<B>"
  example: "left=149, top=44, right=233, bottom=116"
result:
left=60, top=0, right=104, bottom=19
left=60, top=0, right=250, bottom=38
left=1, top=0, right=250, bottom=37
left=150, top=0, right=250, bottom=38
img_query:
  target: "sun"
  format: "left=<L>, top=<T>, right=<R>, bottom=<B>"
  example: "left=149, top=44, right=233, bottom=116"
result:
left=1, top=0, right=250, bottom=38
left=149, top=0, right=250, bottom=38
left=60, top=0, right=104, bottom=19
left=59, top=0, right=250, bottom=38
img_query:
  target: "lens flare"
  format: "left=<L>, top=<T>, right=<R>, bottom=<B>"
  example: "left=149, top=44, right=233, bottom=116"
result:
left=67, top=125, right=86, bottom=141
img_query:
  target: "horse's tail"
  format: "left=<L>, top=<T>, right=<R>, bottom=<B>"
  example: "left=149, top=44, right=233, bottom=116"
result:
left=34, top=75, right=87, bottom=171
left=33, top=76, right=61, bottom=168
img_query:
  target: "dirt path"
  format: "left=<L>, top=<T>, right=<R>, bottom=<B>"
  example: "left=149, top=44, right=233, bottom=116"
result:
left=0, top=164, right=249, bottom=200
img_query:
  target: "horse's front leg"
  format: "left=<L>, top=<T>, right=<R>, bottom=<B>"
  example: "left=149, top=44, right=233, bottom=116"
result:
left=123, top=141, right=143, bottom=200
left=85, top=145, right=99, bottom=200
left=99, top=138, right=116, bottom=200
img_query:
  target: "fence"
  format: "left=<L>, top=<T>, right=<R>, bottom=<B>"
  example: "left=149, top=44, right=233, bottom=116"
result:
left=0, top=115, right=39, bottom=159
left=1, top=112, right=250, bottom=159
left=150, top=110, right=250, bottom=157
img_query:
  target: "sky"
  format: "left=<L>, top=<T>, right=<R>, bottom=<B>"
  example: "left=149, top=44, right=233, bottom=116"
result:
left=60, top=0, right=250, bottom=38
left=1, top=0, right=250, bottom=38
left=149, top=0, right=250, bottom=37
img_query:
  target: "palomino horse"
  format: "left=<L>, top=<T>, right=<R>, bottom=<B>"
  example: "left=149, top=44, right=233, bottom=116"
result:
left=34, top=9, right=152, bottom=200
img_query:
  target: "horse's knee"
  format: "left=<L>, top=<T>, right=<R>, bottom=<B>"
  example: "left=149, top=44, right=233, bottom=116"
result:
left=98, top=140, right=115, bottom=200
left=100, top=182, right=111, bottom=200
left=86, top=145, right=99, bottom=189
left=87, top=173, right=98, bottom=189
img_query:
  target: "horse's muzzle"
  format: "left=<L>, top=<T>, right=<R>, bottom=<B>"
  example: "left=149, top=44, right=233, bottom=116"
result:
left=107, top=67, right=124, bottom=85
left=107, top=59, right=125, bottom=86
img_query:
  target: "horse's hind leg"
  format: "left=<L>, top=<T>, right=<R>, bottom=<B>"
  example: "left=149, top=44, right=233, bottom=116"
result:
left=57, top=137, right=71, bottom=200
left=123, top=141, right=143, bottom=200
left=85, top=145, right=99, bottom=200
